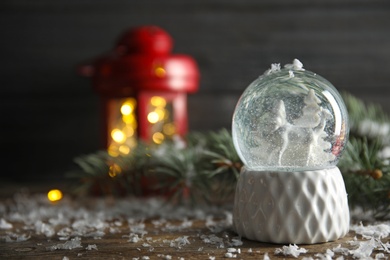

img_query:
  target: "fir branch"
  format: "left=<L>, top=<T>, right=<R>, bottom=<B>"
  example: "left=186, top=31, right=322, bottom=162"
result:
left=342, top=92, right=390, bottom=144
left=339, top=136, right=390, bottom=219
left=65, top=93, right=390, bottom=219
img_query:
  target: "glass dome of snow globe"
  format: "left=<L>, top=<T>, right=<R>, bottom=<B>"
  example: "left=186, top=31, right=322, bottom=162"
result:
left=232, top=59, right=349, bottom=171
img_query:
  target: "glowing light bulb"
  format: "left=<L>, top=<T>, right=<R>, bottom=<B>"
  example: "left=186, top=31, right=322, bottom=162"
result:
left=151, top=96, right=166, bottom=107
left=122, top=126, right=134, bottom=137
left=111, top=129, right=126, bottom=143
left=147, top=111, right=160, bottom=124
left=119, top=145, right=130, bottom=155
left=155, top=108, right=165, bottom=120
left=121, top=103, right=133, bottom=115
left=122, top=114, right=135, bottom=124
left=155, top=67, right=166, bottom=78
left=152, top=132, right=165, bottom=144
left=108, top=164, right=121, bottom=178
left=47, top=189, right=63, bottom=202
left=163, top=123, right=176, bottom=136
left=108, top=144, right=119, bottom=157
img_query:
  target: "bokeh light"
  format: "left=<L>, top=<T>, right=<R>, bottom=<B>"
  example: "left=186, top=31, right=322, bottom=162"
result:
left=47, top=189, right=63, bottom=202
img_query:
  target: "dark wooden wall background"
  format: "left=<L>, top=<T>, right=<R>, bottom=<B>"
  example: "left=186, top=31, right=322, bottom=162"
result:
left=1, top=0, right=390, bottom=181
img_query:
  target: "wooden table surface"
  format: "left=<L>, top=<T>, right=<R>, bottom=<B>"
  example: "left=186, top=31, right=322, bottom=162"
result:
left=0, top=182, right=388, bottom=259
left=0, top=220, right=369, bottom=260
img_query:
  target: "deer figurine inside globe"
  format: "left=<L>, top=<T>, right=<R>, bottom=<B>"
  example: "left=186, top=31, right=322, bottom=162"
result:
left=232, top=59, right=350, bottom=244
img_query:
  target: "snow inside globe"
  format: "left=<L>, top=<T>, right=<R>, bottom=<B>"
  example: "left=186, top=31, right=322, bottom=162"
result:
left=232, top=59, right=349, bottom=171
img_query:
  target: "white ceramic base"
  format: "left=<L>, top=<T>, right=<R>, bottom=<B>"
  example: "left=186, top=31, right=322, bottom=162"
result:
left=233, top=167, right=350, bottom=244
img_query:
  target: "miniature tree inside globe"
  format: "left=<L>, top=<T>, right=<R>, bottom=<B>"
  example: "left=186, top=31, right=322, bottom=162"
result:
left=232, top=59, right=350, bottom=244
left=232, top=59, right=349, bottom=171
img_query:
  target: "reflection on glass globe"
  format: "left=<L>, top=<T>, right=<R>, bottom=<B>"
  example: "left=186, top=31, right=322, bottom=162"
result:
left=232, top=59, right=349, bottom=171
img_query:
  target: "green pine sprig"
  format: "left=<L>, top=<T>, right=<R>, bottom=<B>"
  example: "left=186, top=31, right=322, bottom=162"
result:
left=66, top=92, right=390, bottom=220
left=338, top=136, right=390, bottom=220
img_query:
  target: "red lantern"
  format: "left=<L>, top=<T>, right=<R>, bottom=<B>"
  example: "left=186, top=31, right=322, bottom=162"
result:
left=78, top=26, right=199, bottom=155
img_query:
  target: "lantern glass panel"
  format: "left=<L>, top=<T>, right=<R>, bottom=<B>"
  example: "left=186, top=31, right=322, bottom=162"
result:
left=107, top=98, right=138, bottom=156
left=147, top=96, right=175, bottom=144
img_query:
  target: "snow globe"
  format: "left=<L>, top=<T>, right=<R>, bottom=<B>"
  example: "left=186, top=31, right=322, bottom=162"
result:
left=232, top=59, right=350, bottom=244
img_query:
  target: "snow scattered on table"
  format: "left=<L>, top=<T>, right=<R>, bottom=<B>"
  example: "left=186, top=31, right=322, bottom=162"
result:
left=274, top=244, right=308, bottom=258
left=169, top=236, right=191, bottom=249
left=350, top=221, right=390, bottom=239
left=0, top=218, right=13, bottom=229
left=1, top=192, right=390, bottom=259
left=3, top=232, right=30, bottom=242
left=47, top=237, right=83, bottom=251
left=224, top=252, right=237, bottom=258
left=86, top=244, right=98, bottom=250
left=263, top=252, right=270, bottom=260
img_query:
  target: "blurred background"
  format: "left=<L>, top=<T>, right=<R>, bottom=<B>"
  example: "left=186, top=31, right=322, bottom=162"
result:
left=1, top=0, right=390, bottom=183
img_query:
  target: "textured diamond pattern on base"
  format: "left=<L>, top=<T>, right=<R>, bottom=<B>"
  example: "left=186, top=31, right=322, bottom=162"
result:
left=233, top=167, right=350, bottom=244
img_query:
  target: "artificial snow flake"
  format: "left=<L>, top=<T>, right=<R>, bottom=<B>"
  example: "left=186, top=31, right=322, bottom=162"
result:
left=86, top=244, right=98, bottom=250
left=264, top=63, right=281, bottom=75
left=169, top=236, right=191, bottom=249
left=3, top=233, right=31, bottom=243
left=263, top=252, right=270, bottom=260
left=163, top=218, right=193, bottom=232
left=47, top=237, right=83, bottom=251
left=350, top=222, right=390, bottom=239
left=49, top=212, right=69, bottom=226
left=205, top=212, right=232, bottom=233
left=151, top=218, right=167, bottom=227
left=348, top=237, right=378, bottom=258
left=84, top=230, right=105, bottom=238
left=230, top=237, right=243, bottom=247
left=35, top=221, right=55, bottom=237
left=109, top=226, right=120, bottom=234
left=227, top=248, right=237, bottom=253
left=201, top=234, right=225, bottom=248
left=224, top=252, right=237, bottom=258
left=57, top=227, right=72, bottom=237
left=284, top=58, right=305, bottom=71
left=129, top=221, right=147, bottom=237
left=332, top=244, right=350, bottom=256
left=142, top=242, right=151, bottom=247
left=313, top=248, right=334, bottom=260
left=274, top=244, right=308, bottom=258
left=379, top=146, right=390, bottom=161
left=124, top=233, right=142, bottom=243
left=0, top=218, right=13, bottom=229
left=357, top=119, right=390, bottom=140
left=344, top=222, right=390, bottom=258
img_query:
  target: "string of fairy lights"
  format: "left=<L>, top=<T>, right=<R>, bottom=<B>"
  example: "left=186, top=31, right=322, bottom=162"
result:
left=107, top=95, right=176, bottom=158
left=108, top=98, right=138, bottom=157
left=48, top=95, right=177, bottom=202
